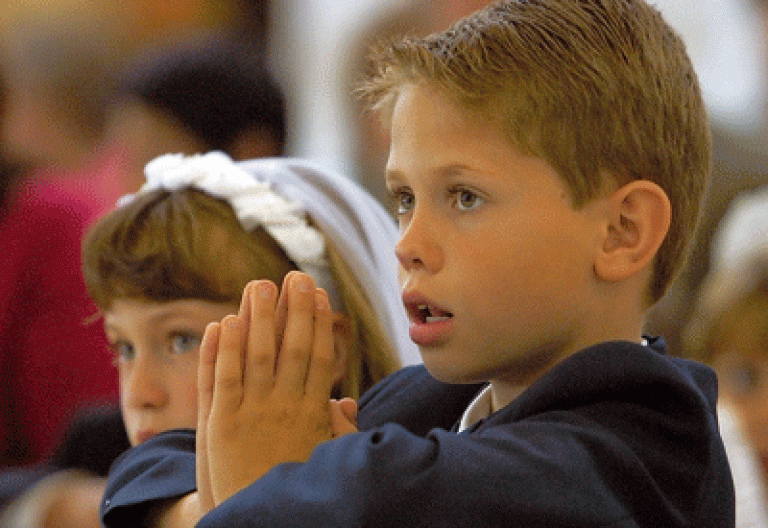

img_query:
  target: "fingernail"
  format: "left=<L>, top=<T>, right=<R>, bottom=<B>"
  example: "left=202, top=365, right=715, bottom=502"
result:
left=257, top=281, right=272, bottom=299
left=295, top=275, right=313, bottom=293
left=315, top=290, right=330, bottom=310
left=224, top=315, right=241, bottom=329
left=240, top=286, right=251, bottom=321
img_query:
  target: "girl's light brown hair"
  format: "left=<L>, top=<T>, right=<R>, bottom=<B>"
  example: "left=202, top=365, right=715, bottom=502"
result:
left=360, top=0, right=711, bottom=304
left=82, top=187, right=294, bottom=308
left=82, top=187, right=399, bottom=397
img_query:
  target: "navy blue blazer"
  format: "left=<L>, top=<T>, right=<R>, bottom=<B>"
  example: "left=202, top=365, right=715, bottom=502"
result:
left=102, top=339, right=735, bottom=527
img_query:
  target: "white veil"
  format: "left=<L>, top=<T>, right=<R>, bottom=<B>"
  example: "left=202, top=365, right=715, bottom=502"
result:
left=237, top=157, right=421, bottom=367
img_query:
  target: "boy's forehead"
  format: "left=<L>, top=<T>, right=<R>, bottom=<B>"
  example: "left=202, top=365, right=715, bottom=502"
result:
left=390, top=83, right=489, bottom=129
left=385, top=83, right=559, bottom=187
left=387, top=85, right=490, bottom=158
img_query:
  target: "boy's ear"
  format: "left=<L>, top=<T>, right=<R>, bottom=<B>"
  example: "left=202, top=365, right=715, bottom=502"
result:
left=594, top=180, right=671, bottom=283
left=330, top=313, right=353, bottom=386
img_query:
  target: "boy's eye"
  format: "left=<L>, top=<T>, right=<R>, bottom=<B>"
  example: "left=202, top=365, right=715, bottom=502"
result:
left=397, top=192, right=415, bottom=215
left=109, top=341, right=135, bottom=363
left=451, top=188, right=483, bottom=211
left=390, top=189, right=415, bottom=216
left=169, top=333, right=202, bottom=355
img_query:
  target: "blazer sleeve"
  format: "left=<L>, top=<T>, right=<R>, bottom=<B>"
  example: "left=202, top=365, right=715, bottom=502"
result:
left=101, top=429, right=196, bottom=528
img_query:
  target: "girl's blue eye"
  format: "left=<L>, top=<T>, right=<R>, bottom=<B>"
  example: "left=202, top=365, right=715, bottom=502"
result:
left=110, top=341, right=135, bottom=363
left=170, top=333, right=202, bottom=355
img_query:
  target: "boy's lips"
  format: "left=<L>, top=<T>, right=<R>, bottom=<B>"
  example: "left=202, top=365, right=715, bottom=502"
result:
left=402, top=290, right=454, bottom=346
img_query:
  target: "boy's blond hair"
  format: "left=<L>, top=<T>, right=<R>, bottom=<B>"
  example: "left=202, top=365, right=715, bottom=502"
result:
left=360, top=0, right=710, bottom=304
left=82, top=187, right=399, bottom=398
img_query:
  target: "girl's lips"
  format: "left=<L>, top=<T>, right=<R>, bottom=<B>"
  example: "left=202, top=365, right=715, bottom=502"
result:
left=136, top=429, right=157, bottom=444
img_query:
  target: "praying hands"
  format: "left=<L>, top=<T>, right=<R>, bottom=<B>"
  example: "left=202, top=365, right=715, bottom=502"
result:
left=197, top=271, right=358, bottom=507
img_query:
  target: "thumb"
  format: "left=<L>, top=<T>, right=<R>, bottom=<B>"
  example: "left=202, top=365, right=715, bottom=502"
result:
left=329, top=398, right=359, bottom=437
left=338, top=397, right=358, bottom=424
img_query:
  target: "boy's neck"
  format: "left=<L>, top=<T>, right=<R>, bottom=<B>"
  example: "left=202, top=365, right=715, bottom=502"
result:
left=489, top=334, right=646, bottom=412
left=489, top=381, right=526, bottom=414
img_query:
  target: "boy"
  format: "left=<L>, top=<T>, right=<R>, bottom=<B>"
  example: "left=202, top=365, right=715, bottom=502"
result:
left=102, top=1, right=735, bottom=526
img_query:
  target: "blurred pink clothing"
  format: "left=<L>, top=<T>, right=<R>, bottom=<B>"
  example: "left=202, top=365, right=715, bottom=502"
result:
left=0, top=149, right=127, bottom=466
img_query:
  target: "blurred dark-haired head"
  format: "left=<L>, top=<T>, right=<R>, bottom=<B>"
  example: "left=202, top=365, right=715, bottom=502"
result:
left=117, top=37, right=286, bottom=159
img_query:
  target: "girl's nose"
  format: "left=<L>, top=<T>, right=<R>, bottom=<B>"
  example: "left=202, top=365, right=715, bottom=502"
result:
left=122, top=355, right=168, bottom=410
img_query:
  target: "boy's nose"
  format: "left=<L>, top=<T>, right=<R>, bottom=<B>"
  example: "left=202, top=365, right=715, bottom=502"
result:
left=395, top=210, right=444, bottom=274
left=123, top=356, right=168, bottom=410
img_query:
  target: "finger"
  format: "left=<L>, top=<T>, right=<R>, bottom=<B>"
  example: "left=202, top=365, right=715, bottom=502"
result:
left=198, top=322, right=218, bottom=511
left=212, top=315, right=247, bottom=414
left=197, top=321, right=218, bottom=510
left=243, top=280, right=279, bottom=399
left=274, top=272, right=316, bottom=395
left=329, top=399, right=360, bottom=438
left=304, top=289, right=335, bottom=402
left=198, top=322, right=219, bottom=427
left=195, top=322, right=221, bottom=511
left=273, top=271, right=294, bottom=352
left=196, top=429, right=214, bottom=514
left=338, top=397, right=359, bottom=425
left=238, top=281, right=252, bottom=324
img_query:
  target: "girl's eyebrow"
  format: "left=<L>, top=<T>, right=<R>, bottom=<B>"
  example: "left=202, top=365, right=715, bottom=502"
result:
left=103, top=308, right=181, bottom=334
left=102, top=322, right=127, bottom=339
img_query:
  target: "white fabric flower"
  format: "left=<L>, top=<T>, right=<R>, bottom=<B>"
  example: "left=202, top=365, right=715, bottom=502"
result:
left=119, top=151, right=333, bottom=301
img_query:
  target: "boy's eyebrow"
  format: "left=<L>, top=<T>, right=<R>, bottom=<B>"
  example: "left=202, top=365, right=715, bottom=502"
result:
left=385, top=163, right=484, bottom=185
left=384, top=169, right=403, bottom=186
left=436, top=163, right=477, bottom=178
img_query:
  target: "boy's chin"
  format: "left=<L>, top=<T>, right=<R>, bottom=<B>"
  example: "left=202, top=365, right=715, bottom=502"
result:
left=421, top=358, right=486, bottom=386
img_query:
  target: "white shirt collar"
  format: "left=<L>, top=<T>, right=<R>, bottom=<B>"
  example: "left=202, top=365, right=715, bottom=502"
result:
left=458, top=386, right=493, bottom=432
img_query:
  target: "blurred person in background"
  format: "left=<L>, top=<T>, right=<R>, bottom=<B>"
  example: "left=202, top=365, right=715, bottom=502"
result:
left=0, top=68, right=25, bottom=214
left=0, top=17, right=127, bottom=470
left=111, top=34, right=285, bottom=178
left=683, top=186, right=768, bottom=527
left=645, top=0, right=768, bottom=353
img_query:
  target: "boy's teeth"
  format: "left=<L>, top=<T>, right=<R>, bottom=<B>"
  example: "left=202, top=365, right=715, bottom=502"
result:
left=416, top=303, right=451, bottom=323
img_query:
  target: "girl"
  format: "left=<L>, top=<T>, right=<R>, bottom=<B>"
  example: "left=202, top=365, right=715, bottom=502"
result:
left=3, top=151, right=417, bottom=527
left=683, top=186, right=768, bottom=528
left=85, top=151, right=419, bottom=446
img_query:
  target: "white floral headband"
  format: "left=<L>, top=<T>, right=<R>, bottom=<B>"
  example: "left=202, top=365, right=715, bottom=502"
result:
left=117, top=152, right=343, bottom=309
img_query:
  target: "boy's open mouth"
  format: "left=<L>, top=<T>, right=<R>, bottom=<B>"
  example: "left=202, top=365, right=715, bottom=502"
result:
left=414, top=304, right=453, bottom=324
